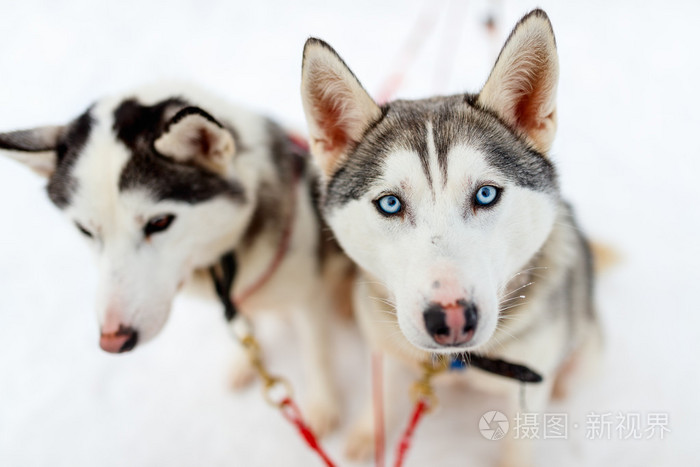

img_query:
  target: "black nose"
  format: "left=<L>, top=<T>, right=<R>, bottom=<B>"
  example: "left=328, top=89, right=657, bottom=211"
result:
left=423, top=300, right=478, bottom=346
left=424, top=306, right=450, bottom=336
left=119, top=329, right=138, bottom=352
left=463, top=301, right=478, bottom=334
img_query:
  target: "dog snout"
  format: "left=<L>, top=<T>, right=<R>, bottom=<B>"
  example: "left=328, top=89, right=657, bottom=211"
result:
left=423, top=300, right=478, bottom=346
left=99, top=326, right=138, bottom=353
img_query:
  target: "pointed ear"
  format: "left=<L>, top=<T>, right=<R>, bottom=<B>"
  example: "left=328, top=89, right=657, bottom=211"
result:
left=301, top=38, right=382, bottom=177
left=478, top=9, right=559, bottom=154
left=154, top=107, right=235, bottom=175
left=0, top=126, right=63, bottom=177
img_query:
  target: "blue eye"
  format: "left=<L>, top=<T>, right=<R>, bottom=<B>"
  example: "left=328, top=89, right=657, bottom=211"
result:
left=376, top=195, right=402, bottom=215
left=475, top=185, right=499, bottom=206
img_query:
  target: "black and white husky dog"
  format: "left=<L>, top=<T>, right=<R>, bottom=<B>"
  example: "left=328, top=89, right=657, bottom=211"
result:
left=0, top=83, right=351, bottom=435
left=301, top=9, right=602, bottom=465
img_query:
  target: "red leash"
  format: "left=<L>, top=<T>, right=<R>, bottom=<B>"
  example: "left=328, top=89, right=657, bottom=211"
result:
left=394, top=399, right=430, bottom=467
left=373, top=356, right=445, bottom=467
left=234, top=333, right=339, bottom=467
left=220, top=134, right=338, bottom=467
left=280, top=397, right=337, bottom=467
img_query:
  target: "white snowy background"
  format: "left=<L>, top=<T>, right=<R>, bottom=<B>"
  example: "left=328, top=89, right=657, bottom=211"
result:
left=0, top=0, right=697, bottom=465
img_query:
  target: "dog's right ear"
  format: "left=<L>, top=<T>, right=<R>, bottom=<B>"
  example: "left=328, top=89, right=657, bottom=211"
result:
left=301, top=38, right=382, bottom=178
left=0, top=126, right=64, bottom=177
left=478, top=9, right=559, bottom=154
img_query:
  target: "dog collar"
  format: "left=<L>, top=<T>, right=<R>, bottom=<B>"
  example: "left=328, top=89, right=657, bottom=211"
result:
left=448, top=353, right=542, bottom=383
left=210, top=251, right=239, bottom=321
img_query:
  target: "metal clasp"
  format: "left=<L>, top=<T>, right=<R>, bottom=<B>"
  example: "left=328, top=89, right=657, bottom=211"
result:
left=239, top=334, right=293, bottom=407
left=410, top=359, right=448, bottom=413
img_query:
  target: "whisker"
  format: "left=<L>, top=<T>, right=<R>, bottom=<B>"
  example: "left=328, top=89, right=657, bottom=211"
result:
left=494, top=326, right=519, bottom=343
left=499, top=295, right=526, bottom=305
left=498, top=302, right=529, bottom=313
left=369, top=298, right=397, bottom=308
left=359, top=280, right=389, bottom=287
left=496, top=316, right=525, bottom=324
left=500, top=281, right=534, bottom=298
left=371, top=297, right=396, bottom=306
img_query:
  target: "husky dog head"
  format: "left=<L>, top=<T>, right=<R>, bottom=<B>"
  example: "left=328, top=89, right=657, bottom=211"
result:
left=301, top=10, right=560, bottom=353
left=0, top=87, right=256, bottom=353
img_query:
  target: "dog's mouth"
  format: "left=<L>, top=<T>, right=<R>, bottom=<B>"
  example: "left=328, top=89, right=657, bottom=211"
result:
left=398, top=323, right=484, bottom=354
left=417, top=340, right=482, bottom=353
left=431, top=329, right=476, bottom=347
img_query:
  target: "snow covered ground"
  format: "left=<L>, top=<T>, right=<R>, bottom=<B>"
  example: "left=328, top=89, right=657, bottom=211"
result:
left=0, top=0, right=698, bottom=465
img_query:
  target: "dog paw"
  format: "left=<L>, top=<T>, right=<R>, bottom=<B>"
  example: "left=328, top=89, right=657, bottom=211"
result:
left=305, top=397, right=341, bottom=438
left=344, top=423, right=374, bottom=462
left=228, top=358, right=256, bottom=390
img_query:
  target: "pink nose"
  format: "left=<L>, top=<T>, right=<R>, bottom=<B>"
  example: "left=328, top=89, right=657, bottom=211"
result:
left=99, top=326, right=138, bottom=353
left=423, top=300, right=478, bottom=346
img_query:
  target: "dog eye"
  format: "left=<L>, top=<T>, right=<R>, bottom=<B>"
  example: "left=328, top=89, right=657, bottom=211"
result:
left=474, top=185, right=500, bottom=207
left=375, top=195, right=402, bottom=216
left=144, top=214, right=176, bottom=237
left=75, top=222, right=93, bottom=238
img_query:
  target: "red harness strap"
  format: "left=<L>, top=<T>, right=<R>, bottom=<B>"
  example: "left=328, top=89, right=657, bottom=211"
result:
left=233, top=208, right=294, bottom=304
left=233, top=154, right=301, bottom=305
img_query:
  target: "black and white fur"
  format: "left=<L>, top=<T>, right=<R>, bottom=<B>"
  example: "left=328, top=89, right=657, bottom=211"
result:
left=301, top=10, right=602, bottom=465
left=0, top=83, right=350, bottom=435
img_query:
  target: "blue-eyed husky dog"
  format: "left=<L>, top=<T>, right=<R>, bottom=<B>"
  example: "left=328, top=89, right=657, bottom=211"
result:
left=0, top=84, right=351, bottom=435
left=301, top=9, right=602, bottom=465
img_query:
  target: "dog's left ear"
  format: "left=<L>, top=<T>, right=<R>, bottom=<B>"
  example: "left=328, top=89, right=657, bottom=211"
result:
left=478, top=9, right=559, bottom=154
left=154, top=107, right=235, bottom=174
left=0, top=126, right=64, bottom=177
